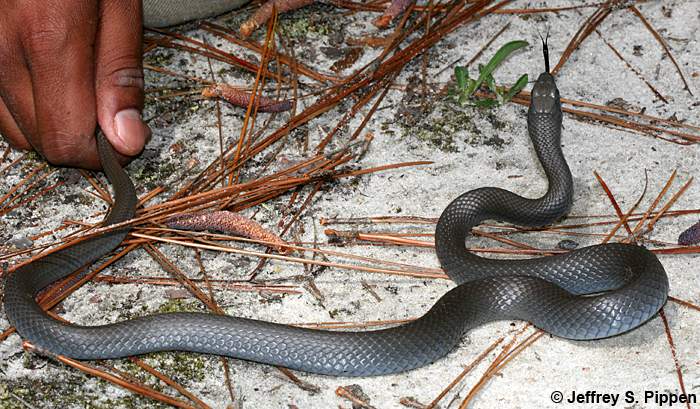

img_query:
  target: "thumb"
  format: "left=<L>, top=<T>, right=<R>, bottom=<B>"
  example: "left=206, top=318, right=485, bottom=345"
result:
left=95, top=0, right=150, bottom=158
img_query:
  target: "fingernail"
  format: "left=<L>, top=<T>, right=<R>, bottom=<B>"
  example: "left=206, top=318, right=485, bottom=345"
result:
left=113, top=109, right=147, bottom=155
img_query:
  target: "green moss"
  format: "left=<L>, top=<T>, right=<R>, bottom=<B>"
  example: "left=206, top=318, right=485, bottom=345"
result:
left=399, top=100, right=476, bottom=152
left=25, top=151, right=41, bottom=163
left=118, top=298, right=203, bottom=322
left=148, top=352, right=208, bottom=384
left=328, top=307, right=354, bottom=319
left=154, top=299, right=203, bottom=314
left=1, top=297, right=212, bottom=408
left=130, top=159, right=179, bottom=190
left=1, top=376, right=172, bottom=409
left=485, top=111, right=509, bottom=130
left=142, top=50, right=175, bottom=67
left=277, top=7, right=334, bottom=39
left=114, top=351, right=208, bottom=388
left=398, top=98, right=512, bottom=151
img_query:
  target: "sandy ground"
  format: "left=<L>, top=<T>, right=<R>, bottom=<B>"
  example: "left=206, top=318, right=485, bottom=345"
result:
left=1, top=1, right=698, bottom=408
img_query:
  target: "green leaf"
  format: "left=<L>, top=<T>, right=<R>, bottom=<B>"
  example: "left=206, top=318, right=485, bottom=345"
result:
left=485, top=72, right=497, bottom=94
left=502, top=73, right=529, bottom=103
left=458, top=93, right=468, bottom=105
left=470, top=40, right=528, bottom=98
left=481, top=40, right=529, bottom=78
left=464, top=63, right=485, bottom=95
left=454, top=66, right=468, bottom=90
left=486, top=73, right=505, bottom=104
left=451, top=39, right=529, bottom=109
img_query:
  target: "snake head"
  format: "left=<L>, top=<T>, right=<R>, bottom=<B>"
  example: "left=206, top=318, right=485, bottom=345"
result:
left=530, top=72, right=560, bottom=115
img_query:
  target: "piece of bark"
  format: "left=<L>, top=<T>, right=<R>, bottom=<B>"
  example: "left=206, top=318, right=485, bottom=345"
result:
left=202, top=83, right=292, bottom=113
left=166, top=211, right=291, bottom=253
left=373, top=0, right=414, bottom=28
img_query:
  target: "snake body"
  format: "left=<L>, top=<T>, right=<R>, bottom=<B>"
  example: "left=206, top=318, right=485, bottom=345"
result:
left=3, top=66, right=669, bottom=376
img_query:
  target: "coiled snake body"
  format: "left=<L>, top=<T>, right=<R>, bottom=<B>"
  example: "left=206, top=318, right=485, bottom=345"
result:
left=3, top=65, right=669, bottom=376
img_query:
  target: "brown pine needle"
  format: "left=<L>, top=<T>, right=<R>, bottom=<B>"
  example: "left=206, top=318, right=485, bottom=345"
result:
left=277, top=367, right=321, bottom=393
left=201, top=21, right=340, bottom=84
left=668, top=296, right=700, bottom=313
left=596, top=30, right=668, bottom=103
left=0, top=163, right=47, bottom=209
left=459, top=330, right=544, bottom=408
left=128, top=357, right=212, bottom=409
left=30, top=345, right=197, bottom=409
left=552, top=2, right=612, bottom=75
left=494, top=3, right=604, bottom=14
left=131, top=232, right=448, bottom=280
left=143, top=226, right=442, bottom=274
left=92, top=275, right=300, bottom=294
left=630, top=170, right=677, bottom=238
left=426, top=336, right=505, bottom=409
left=602, top=171, right=648, bottom=244
left=0, top=151, right=29, bottom=176
left=593, top=171, right=633, bottom=236
left=627, top=5, right=693, bottom=96
left=646, top=177, right=693, bottom=234
left=500, top=91, right=699, bottom=144
left=659, top=310, right=692, bottom=409
left=144, top=244, right=223, bottom=314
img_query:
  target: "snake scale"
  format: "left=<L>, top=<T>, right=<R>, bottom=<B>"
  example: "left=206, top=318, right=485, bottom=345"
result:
left=3, top=43, right=669, bottom=376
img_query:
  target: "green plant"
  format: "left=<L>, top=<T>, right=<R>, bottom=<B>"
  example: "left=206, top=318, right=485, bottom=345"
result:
left=451, top=40, right=529, bottom=108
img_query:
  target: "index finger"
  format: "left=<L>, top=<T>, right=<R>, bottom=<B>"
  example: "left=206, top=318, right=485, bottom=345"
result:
left=20, top=0, right=101, bottom=168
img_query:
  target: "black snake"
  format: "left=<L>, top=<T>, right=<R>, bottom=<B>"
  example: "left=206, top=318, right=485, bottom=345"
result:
left=3, top=46, right=669, bottom=376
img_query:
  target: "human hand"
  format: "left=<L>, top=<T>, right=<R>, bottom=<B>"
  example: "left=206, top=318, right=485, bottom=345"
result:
left=0, top=0, right=150, bottom=169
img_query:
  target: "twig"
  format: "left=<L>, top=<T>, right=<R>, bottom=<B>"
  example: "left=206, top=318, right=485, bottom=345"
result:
left=659, top=310, right=692, bottom=409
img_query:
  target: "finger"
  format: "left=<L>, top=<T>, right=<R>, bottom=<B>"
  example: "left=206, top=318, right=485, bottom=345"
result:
left=0, top=16, right=37, bottom=149
left=20, top=0, right=101, bottom=168
left=95, top=0, right=150, bottom=159
left=0, top=96, right=31, bottom=150
left=0, top=71, right=38, bottom=150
